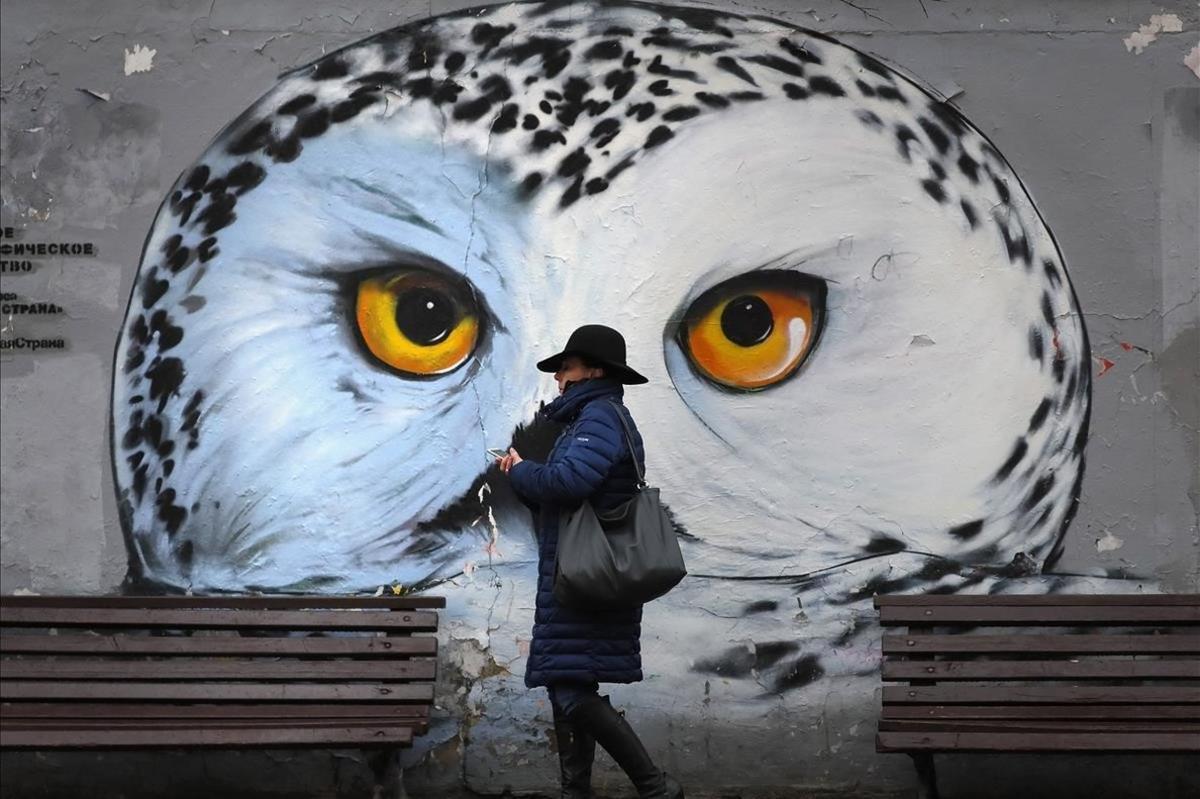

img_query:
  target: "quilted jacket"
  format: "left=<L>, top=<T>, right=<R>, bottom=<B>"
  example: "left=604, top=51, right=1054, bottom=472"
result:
left=509, top=377, right=646, bottom=688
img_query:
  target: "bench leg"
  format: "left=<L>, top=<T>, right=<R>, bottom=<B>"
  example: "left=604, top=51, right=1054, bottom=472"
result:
left=909, top=753, right=939, bottom=799
left=367, top=748, right=407, bottom=799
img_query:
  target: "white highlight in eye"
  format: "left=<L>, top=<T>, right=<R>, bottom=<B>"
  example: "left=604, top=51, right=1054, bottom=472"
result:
left=784, top=317, right=809, bottom=365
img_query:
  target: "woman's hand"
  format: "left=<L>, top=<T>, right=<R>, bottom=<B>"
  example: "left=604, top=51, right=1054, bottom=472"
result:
left=497, top=448, right=523, bottom=474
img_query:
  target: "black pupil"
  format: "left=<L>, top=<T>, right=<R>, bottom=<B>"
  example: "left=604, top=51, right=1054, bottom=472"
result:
left=395, top=288, right=457, bottom=346
left=720, top=294, right=773, bottom=346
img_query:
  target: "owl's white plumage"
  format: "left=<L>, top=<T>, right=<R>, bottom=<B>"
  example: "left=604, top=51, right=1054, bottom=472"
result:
left=113, top=2, right=1095, bottom=692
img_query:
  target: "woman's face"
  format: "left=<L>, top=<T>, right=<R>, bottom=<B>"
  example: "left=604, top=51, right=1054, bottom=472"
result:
left=554, top=355, right=604, bottom=394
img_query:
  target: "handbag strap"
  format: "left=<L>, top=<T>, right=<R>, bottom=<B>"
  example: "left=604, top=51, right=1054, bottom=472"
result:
left=605, top=398, right=647, bottom=489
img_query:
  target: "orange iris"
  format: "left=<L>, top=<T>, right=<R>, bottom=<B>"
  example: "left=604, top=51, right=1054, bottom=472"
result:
left=355, top=270, right=479, bottom=376
left=681, top=272, right=824, bottom=390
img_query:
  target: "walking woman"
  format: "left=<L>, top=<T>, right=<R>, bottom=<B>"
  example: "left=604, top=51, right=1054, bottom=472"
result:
left=496, top=324, right=684, bottom=799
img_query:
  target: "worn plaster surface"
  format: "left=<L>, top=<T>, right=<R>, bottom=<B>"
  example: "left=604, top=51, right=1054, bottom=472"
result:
left=1, top=1, right=1197, bottom=797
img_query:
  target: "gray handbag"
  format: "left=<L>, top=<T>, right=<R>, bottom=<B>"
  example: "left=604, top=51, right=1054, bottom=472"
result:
left=553, top=400, right=687, bottom=609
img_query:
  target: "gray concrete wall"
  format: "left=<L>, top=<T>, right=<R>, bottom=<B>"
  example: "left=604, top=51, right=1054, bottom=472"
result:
left=2, top=1, right=1197, bottom=797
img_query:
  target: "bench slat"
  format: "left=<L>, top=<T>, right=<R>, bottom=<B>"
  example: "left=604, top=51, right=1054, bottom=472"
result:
left=2, top=718, right=429, bottom=733
left=0, top=703, right=430, bottom=720
left=883, top=659, right=1200, bottom=681
left=1, top=659, right=436, bottom=682
left=882, top=633, right=1200, bottom=655
left=1, top=682, right=435, bottom=703
left=0, top=596, right=445, bottom=610
left=0, top=726, right=415, bottom=750
left=883, top=686, right=1200, bottom=705
left=878, top=605, right=1200, bottom=626
left=882, top=704, right=1200, bottom=720
left=0, top=595, right=442, bottom=754
left=879, top=719, right=1200, bottom=734
left=876, top=731, right=1200, bottom=752
left=875, top=594, right=1200, bottom=758
left=0, top=607, right=438, bottom=632
left=0, top=634, right=436, bottom=657
left=875, top=595, right=1199, bottom=607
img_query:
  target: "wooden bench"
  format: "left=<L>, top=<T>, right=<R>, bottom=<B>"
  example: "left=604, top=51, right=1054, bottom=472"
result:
left=0, top=594, right=443, bottom=792
left=875, top=593, right=1200, bottom=798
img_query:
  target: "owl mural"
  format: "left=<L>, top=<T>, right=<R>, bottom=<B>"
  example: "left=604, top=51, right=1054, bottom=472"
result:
left=112, top=1, right=1094, bottom=693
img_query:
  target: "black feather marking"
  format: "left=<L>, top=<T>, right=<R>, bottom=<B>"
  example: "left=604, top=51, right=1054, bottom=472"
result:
left=807, top=76, right=845, bottom=97
left=715, top=56, right=757, bottom=86
left=1043, top=259, right=1062, bottom=287
left=948, top=519, right=985, bottom=541
left=994, top=439, right=1028, bottom=481
left=557, top=147, right=591, bottom=178
left=695, top=91, right=730, bottom=108
left=857, top=52, right=893, bottom=80
left=278, top=94, right=316, bottom=115
left=895, top=124, right=918, bottom=162
left=1023, top=474, right=1056, bottom=510
left=1029, top=328, right=1045, bottom=362
left=744, top=54, right=805, bottom=79
left=520, top=172, right=544, bottom=197
left=662, top=105, right=701, bottom=122
left=960, top=199, right=978, bottom=229
left=311, top=55, right=348, bottom=81
left=772, top=654, right=825, bottom=693
left=585, top=40, right=624, bottom=61
left=957, top=152, right=980, bottom=183
left=921, top=179, right=947, bottom=204
left=755, top=641, right=801, bottom=670
left=743, top=600, right=779, bottom=615
left=531, top=129, right=567, bottom=150
left=780, top=38, right=822, bottom=64
left=1029, top=398, right=1053, bottom=432
left=783, top=83, right=809, bottom=100
left=864, top=535, right=906, bottom=555
left=645, top=125, right=673, bottom=148
left=648, top=79, right=674, bottom=97
left=918, top=117, right=950, bottom=154
left=1052, top=355, right=1067, bottom=383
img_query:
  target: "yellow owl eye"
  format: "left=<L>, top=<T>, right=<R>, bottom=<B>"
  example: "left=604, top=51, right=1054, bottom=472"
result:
left=355, top=270, right=480, bottom=376
left=680, top=271, right=826, bottom=391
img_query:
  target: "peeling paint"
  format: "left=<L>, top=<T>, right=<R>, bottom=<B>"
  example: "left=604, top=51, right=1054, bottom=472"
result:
left=1123, top=14, right=1184, bottom=55
left=1096, top=530, right=1125, bottom=553
left=1186, top=44, right=1200, bottom=79
left=448, top=637, right=511, bottom=681
left=122, top=44, right=156, bottom=75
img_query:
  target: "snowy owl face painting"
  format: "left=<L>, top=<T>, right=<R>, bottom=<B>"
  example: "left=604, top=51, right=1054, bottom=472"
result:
left=113, top=1, right=1091, bottom=688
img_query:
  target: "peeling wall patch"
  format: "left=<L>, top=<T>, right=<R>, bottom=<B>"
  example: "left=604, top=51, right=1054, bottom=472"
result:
left=1123, top=14, right=1184, bottom=55
left=123, top=44, right=157, bottom=75
left=1186, top=44, right=1200, bottom=79
left=1096, top=530, right=1124, bottom=553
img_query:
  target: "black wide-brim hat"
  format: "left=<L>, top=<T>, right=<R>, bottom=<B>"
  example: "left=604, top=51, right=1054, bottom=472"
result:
left=536, top=324, right=649, bottom=385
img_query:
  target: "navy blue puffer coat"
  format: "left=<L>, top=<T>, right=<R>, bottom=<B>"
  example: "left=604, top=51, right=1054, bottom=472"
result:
left=509, top=377, right=646, bottom=688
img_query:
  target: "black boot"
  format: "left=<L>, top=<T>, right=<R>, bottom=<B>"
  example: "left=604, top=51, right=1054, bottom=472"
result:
left=568, top=695, right=684, bottom=799
left=553, top=704, right=595, bottom=799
